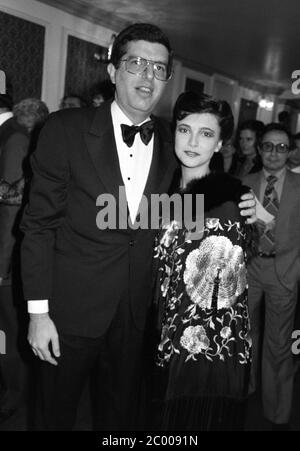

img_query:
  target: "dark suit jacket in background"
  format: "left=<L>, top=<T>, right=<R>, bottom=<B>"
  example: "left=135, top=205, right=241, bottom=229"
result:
left=243, top=170, right=300, bottom=291
left=0, top=118, right=29, bottom=284
left=21, top=102, right=178, bottom=337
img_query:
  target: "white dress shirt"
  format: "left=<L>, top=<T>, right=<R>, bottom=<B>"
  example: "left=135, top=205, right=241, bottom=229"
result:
left=28, top=100, right=154, bottom=314
left=111, top=101, right=153, bottom=224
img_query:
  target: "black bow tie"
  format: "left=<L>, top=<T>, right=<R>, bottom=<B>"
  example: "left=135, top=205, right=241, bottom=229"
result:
left=121, top=120, right=155, bottom=147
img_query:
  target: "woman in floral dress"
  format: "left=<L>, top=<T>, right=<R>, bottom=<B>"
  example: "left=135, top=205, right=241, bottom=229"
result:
left=153, top=92, right=252, bottom=431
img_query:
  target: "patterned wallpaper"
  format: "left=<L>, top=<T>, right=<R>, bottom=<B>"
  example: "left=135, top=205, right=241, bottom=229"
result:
left=64, top=35, right=109, bottom=103
left=0, top=10, right=45, bottom=104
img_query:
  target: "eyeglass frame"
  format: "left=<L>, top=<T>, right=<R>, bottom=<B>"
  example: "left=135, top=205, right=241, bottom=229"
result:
left=260, top=141, right=290, bottom=154
left=120, top=56, right=172, bottom=81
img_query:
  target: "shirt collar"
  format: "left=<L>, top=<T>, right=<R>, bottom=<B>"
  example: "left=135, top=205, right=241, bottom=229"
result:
left=111, top=100, right=151, bottom=127
left=0, top=111, right=13, bottom=127
left=263, top=166, right=286, bottom=181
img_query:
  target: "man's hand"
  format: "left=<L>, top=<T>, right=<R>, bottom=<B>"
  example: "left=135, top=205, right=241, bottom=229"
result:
left=239, top=191, right=257, bottom=224
left=28, top=313, right=61, bottom=365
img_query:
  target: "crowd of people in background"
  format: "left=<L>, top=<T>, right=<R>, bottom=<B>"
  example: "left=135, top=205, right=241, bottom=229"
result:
left=0, top=42, right=300, bottom=431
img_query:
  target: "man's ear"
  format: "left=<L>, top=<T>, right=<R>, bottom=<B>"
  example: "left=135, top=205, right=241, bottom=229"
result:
left=107, top=63, right=116, bottom=84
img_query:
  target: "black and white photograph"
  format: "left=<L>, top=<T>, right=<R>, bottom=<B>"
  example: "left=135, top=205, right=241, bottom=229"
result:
left=0, top=0, right=300, bottom=434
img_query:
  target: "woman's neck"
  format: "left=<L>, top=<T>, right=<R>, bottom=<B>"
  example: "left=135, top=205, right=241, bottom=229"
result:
left=181, top=165, right=210, bottom=189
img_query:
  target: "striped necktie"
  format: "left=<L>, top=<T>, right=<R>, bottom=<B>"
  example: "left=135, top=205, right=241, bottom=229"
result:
left=259, top=175, right=279, bottom=253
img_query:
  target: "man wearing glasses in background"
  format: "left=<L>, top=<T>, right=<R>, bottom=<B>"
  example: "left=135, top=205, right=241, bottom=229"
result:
left=21, top=23, right=256, bottom=431
left=244, top=123, right=300, bottom=431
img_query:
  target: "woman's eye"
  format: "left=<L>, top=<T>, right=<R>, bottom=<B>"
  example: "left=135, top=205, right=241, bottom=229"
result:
left=201, top=131, right=213, bottom=138
left=178, top=127, right=188, bottom=134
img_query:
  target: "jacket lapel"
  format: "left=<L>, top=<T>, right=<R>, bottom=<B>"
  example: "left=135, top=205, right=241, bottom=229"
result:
left=275, top=170, right=296, bottom=239
left=136, top=118, right=177, bottom=220
left=144, top=118, right=176, bottom=196
left=248, top=171, right=262, bottom=198
left=85, top=107, right=177, bottom=228
left=85, top=102, right=124, bottom=201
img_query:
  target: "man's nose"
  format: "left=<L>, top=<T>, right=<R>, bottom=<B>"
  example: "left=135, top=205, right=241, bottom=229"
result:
left=142, top=62, right=155, bottom=80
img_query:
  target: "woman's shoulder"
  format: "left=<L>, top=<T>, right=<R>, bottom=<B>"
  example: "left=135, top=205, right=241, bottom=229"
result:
left=182, top=172, right=249, bottom=212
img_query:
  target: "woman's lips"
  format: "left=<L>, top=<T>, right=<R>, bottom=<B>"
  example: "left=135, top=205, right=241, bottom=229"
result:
left=184, top=150, right=199, bottom=157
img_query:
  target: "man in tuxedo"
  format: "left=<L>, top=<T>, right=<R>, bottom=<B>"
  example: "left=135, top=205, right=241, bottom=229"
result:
left=244, top=123, right=300, bottom=430
left=0, top=92, right=29, bottom=421
left=21, top=23, right=256, bottom=431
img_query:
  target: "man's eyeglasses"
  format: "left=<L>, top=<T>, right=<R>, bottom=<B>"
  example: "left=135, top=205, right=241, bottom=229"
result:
left=120, top=56, right=171, bottom=81
left=261, top=142, right=290, bottom=154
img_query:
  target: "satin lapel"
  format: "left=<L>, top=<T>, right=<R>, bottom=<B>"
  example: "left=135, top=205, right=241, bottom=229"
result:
left=144, top=119, right=175, bottom=197
left=85, top=102, right=124, bottom=200
left=275, top=171, right=296, bottom=239
left=137, top=119, right=177, bottom=221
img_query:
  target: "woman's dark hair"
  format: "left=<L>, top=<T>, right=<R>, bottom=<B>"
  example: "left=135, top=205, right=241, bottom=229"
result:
left=173, top=91, right=234, bottom=142
left=110, top=23, right=173, bottom=73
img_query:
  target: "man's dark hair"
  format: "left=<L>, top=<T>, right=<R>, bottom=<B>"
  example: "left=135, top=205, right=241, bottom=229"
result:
left=110, top=23, right=173, bottom=70
left=262, top=122, right=291, bottom=143
left=173, top=91, right=234, bottom=142
left=294, top=132, right=300, bottom=141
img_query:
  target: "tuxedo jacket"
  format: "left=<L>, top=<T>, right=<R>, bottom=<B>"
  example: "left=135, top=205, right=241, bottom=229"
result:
left=243, top=170, right=300, bottom=290
left=21, top=102, right=178, bottom=337
left=0, top=117, right=29, bottom=283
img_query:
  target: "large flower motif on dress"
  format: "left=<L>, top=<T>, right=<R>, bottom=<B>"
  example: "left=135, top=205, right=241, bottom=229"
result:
left=183, top=235, right=247, bottom=310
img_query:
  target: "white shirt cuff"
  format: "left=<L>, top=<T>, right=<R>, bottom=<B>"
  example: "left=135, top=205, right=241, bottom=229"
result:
left=28, top=300, right=49, bottom=314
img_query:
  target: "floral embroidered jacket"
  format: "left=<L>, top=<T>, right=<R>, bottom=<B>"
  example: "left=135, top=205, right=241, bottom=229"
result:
left=154, top=172, right=252, bottom=401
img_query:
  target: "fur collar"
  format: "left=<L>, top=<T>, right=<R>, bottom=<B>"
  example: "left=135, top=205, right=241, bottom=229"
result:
left=170, top=171, right=249, bottom=212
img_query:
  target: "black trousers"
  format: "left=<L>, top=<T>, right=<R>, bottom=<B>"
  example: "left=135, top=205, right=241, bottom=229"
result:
left=35, top=296, right=147, bottom=431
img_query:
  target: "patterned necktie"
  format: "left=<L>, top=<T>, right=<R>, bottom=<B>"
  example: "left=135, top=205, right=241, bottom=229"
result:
left=259, top=175, right=279, bottom=253
left=121, top=120, right=155, bottom=147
